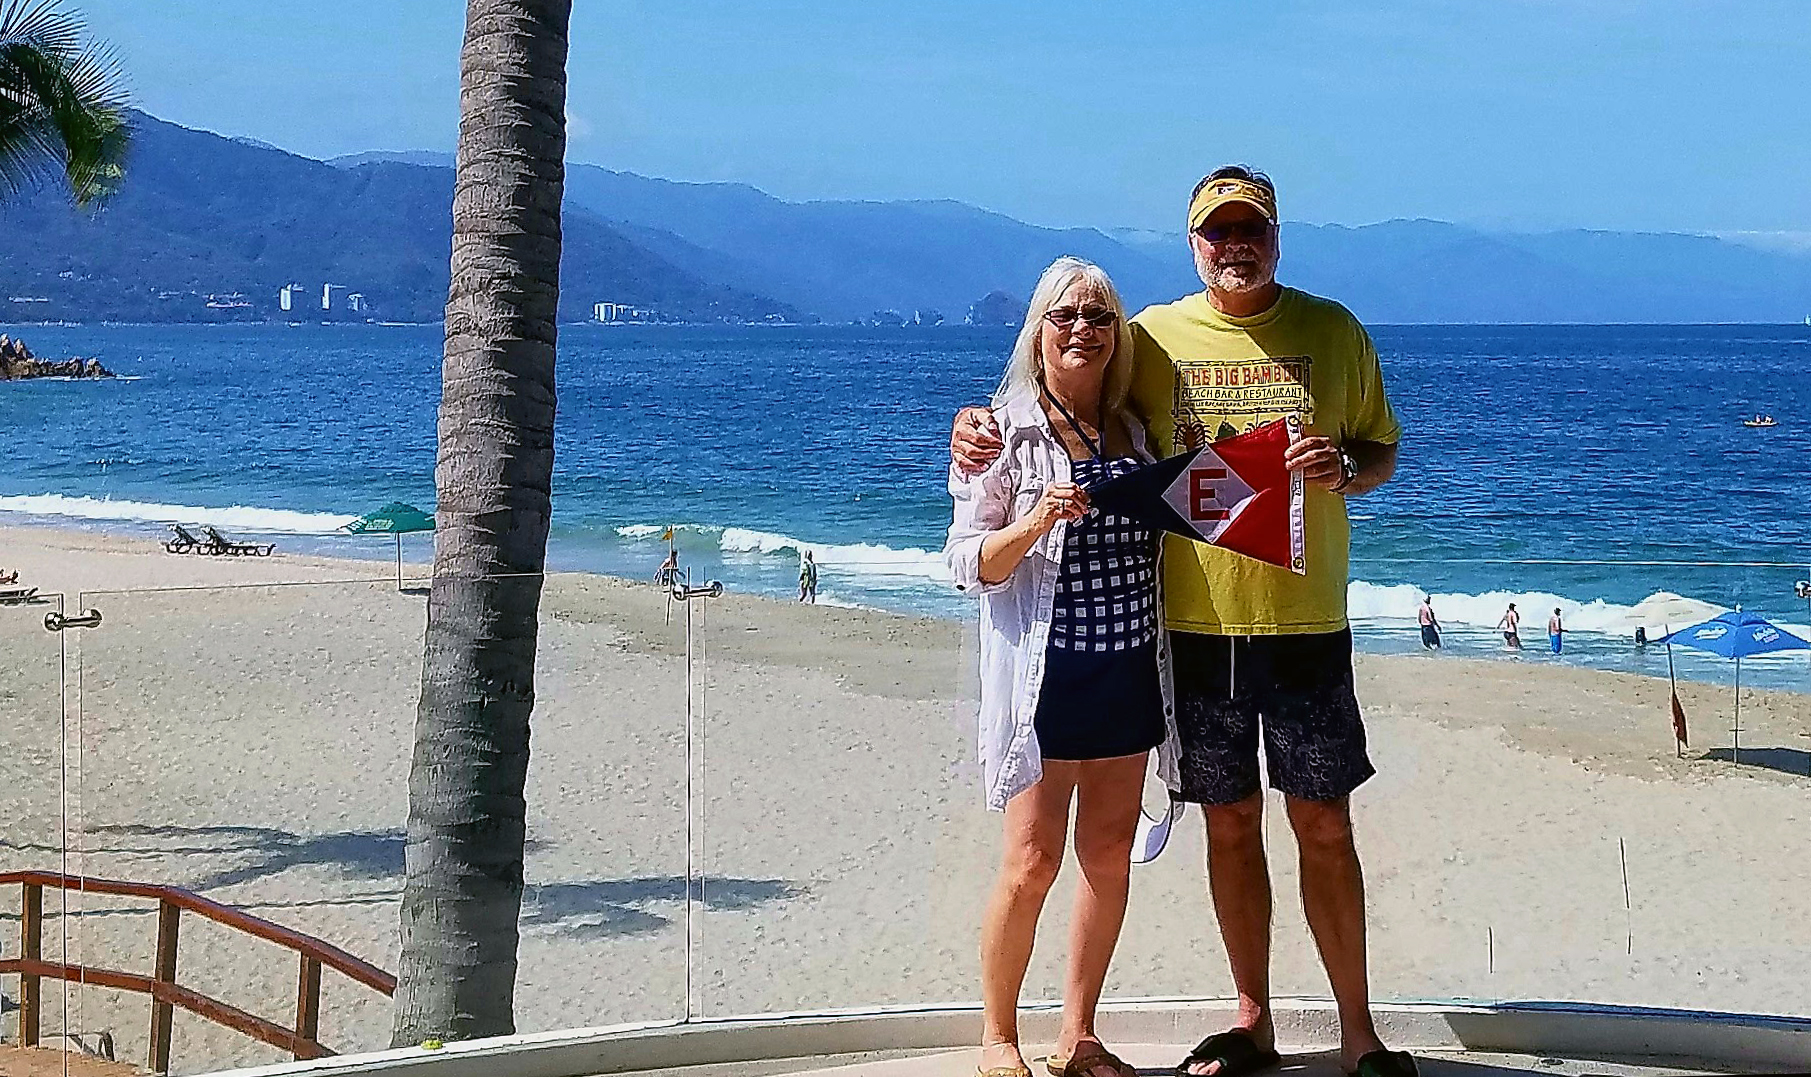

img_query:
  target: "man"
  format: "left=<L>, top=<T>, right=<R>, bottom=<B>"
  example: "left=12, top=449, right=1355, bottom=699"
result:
left=951, top=166, right=1410, bottom=1077
left=1497, top=603, right=1522, bottom=650
left=1548, top=607, right=1564, bottom=654
left=798, top=550, right=818, bottom=604
left=1418, top=596, right=1441, bottom=650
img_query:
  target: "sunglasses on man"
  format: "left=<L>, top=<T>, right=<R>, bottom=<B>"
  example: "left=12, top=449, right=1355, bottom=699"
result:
left=1194, top=219, right=1273, bottom=243
left=1042, top=306, right=1119, bottom=330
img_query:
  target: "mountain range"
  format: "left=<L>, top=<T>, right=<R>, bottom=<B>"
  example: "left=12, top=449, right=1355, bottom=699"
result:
left=2, top=112, right=1808, bottom=325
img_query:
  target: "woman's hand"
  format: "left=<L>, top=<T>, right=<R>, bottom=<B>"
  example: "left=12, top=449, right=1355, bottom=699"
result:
left=1029, top=482, right=1089, bottom=534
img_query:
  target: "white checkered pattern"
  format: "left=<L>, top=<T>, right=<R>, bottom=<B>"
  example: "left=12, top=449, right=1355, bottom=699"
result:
left=1049, top=456, right=1160, bottom=653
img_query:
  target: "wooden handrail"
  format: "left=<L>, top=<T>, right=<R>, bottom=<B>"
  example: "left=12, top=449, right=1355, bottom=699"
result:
left=0, top=958, right=331, bottom=1061
left=2, top=871, right=394, bottom=1072
left=0, top=870, right=395, bottom=993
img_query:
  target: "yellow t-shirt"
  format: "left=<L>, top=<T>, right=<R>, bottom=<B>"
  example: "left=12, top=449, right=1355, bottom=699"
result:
left=1129, top=286, right=1401, bottom=635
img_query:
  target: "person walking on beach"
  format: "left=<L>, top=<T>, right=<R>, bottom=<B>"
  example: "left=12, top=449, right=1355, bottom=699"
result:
left=1497, top=603, right=1522, bottom=650
left=952, top=167, right=1413, bottom=1077
left=798, top=550, right=818, bottom=603
left=653, top=547, right=680, bottom=589
left=1548, top=608, right=1564, bottom=654
left=1417, top=597, right=1441, bottom=650
left=946, top=257, right=1180, bottom=1077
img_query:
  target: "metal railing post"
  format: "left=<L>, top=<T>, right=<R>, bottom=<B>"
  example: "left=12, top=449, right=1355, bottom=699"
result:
left=149, top=899, right=180, bottom=1073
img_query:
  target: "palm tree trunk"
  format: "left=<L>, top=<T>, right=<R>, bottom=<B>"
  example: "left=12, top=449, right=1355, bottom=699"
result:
left=391, top=0, right=571, bottom=1045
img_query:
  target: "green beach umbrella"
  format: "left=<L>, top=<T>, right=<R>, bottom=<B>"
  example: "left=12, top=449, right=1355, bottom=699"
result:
left=342, top=502, right=435, bottom=588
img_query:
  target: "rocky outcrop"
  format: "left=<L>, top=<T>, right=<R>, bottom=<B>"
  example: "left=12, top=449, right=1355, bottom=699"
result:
left=0, top=336, right=113, bottom=380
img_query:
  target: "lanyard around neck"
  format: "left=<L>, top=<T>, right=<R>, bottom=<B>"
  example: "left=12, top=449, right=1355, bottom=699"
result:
left=1040, top=381, right=1103, bottom=463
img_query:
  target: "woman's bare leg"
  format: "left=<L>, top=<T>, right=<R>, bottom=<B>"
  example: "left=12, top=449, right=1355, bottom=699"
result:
left=980, top=765, right=1079, bottom=1071
left=1058, top=752, right=1148, bottom=1076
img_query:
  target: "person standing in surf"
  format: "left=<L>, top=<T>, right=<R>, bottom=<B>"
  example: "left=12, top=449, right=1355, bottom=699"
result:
left=1548, top=607, right=1564, bottom=653
left=1497, top=603, right=1522, bottom=650
left=952, top=166, right=1413, bottom=1077
left=798, top=550, right=818, bottom=603
left=1418, top=596, right=1442, bottom=650
left=945, top=256, right=1180, bottom=1077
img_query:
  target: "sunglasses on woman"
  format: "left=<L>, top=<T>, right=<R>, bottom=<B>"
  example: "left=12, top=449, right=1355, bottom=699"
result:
left=1043, top=306, right=1119, bottom=330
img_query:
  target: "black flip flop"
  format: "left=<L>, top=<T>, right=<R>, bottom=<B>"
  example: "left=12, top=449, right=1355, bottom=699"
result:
left=1348, top=1049, right=1418, bottom=1077
left=1174, top=1030, right=1280, bottom=1077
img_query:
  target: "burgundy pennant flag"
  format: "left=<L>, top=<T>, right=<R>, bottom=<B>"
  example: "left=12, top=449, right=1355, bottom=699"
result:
left=1088, top=416, right=1307, bottom=573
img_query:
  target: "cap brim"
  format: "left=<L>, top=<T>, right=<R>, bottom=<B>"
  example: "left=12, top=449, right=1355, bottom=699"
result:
left=1189, top=194, right=1277, bottom=231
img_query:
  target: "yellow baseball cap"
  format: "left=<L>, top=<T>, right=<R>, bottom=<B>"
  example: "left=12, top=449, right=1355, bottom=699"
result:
left=1188, top=176, right=1278, bottom=232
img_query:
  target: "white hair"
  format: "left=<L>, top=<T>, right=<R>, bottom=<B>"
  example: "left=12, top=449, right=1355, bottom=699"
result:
left=994, top=256, right=1135, bottom=412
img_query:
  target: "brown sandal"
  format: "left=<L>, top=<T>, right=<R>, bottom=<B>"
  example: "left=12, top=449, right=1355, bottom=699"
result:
left=979, top=1066, right=1034, bottom=1077
left=1047, top=1045, right=1137, bottom=1077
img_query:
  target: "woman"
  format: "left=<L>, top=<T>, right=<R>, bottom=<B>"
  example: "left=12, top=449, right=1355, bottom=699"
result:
left=945, top=257, right=1180, bottom=1077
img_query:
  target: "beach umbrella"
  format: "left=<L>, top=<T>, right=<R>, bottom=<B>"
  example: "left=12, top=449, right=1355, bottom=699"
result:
left=342, top=502, right=436, bottom=588
left=1660, top=610, right=1810, bottom=764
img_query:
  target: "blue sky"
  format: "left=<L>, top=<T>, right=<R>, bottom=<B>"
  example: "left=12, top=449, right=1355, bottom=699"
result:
left=81, top=0, right=1810, bottom=235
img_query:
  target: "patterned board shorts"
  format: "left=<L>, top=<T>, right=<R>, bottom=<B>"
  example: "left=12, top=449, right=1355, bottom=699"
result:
left=1170, top=628, right=1375, bottom=805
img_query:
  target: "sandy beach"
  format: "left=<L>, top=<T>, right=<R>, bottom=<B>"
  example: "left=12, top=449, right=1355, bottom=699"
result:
left=4, top=523, right=1811, bottom=1074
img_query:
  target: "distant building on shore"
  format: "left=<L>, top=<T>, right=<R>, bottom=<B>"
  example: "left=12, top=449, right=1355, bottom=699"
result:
left=593, top=301, right=660, bottom=323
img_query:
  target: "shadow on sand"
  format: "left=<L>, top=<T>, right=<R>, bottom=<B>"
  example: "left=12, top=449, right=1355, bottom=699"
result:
left=1700, top=746, right=1811, bottom=777
left=5, top=825, right=801, bottom=940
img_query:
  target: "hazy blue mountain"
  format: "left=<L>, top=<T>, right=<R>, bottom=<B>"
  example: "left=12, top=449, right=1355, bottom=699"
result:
left=1282, top=220, right=1811, bottom=323
left=557, top=164, right=1200, bottom=320
left=329, top=149, right=455, bottom=169
left=6, top=121, right=1809, bottom=326
left=550, top=164, right=1811, bottom=324
left=0, top=114, right=791, bottom=323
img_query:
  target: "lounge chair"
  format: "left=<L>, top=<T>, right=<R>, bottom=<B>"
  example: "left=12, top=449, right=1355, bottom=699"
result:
left=201, top=525, right=275, bottom=557
left=0, top=586, right=39, bottom=605
left=164, top=523, right=207, bottom=554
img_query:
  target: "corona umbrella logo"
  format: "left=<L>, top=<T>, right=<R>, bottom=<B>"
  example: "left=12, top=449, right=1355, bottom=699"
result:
left=1088, top=417, right=1307, bottom=573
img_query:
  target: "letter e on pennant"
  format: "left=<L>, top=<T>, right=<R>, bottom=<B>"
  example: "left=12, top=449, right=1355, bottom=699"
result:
left=1191, top=466, right=1230, bottom=521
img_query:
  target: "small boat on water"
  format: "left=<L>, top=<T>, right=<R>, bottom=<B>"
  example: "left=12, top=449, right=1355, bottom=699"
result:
left=1744, top=414, right=1779, bottom=428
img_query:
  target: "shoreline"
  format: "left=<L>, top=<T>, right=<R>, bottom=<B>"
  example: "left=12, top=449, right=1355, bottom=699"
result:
left=5, top=518, right=1806, bottom=692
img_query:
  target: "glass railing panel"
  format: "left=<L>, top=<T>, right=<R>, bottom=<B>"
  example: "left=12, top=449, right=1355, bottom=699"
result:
left=697, top=591, right=989, bottom=1016
left=71, top=580, right=415, bottom=1073
left=0, top=590, right=80, bottom=1061
left=69, top=571, right=692, bottom=1072
left=1353, top=556, right=1811, bottom=1017
left=515, top=568, right=687, bottom=1033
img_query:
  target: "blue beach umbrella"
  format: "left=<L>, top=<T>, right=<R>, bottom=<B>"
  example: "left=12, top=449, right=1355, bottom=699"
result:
left=1661, top=611, right=1810, bottom=764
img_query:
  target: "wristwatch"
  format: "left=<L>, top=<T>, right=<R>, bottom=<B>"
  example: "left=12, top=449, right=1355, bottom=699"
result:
left=1331, top=450, right=1359, bottom=493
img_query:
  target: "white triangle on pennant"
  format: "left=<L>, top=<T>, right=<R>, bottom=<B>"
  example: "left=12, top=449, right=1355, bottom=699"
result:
left=1159, top=448, right=1257, bottom=544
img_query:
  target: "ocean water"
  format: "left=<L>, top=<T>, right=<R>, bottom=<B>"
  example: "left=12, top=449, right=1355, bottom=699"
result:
left=3, top=321, right=1810, bottom=689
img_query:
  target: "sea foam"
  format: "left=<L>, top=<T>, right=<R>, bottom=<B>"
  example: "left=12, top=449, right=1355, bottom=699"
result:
left=0, top=493, right=356, bottom=534
left=615, top=521, right=948, bottom=582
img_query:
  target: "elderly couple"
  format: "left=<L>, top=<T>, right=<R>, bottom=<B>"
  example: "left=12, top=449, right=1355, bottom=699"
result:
left=943, top=168, right=1409, bottom=1077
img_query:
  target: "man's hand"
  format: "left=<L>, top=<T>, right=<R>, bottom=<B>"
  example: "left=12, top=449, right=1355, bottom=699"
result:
left=1284, top=434, right=1344, bottom=490
left=951, top=406, right=1003, bottom=475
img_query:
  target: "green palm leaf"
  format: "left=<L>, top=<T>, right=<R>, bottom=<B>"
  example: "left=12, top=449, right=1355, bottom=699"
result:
left=0, top=0, right=129, bottom=206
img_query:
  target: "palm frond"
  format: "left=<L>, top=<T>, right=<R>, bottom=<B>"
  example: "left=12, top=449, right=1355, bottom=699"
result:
left=0, top=0, right=130, bottom=207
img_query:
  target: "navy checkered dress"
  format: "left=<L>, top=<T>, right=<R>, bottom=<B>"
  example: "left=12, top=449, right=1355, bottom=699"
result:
left=1034, top=455, right=1165, bottom=761
left=1048, top=457, right=1159, bottom=651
